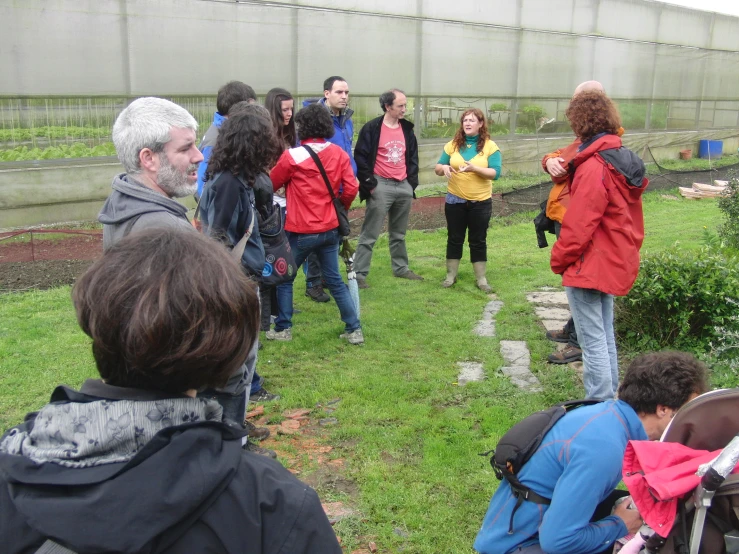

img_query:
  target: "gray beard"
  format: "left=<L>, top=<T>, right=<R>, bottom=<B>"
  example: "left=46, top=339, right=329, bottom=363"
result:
left=157, top=155, right=198, bottom=198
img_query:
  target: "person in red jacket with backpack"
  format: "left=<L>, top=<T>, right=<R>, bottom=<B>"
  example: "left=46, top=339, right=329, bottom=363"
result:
left=550, top=90, right=648, bottom=400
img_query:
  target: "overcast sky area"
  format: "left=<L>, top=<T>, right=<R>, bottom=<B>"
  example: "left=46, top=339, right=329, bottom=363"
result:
left=652, top=0, right=739, bottom=17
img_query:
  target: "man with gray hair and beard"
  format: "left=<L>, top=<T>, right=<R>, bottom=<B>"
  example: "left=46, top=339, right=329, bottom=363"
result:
left=99, top=96, right=203, bottom=248
left=98, top=97, right=276, bottom=458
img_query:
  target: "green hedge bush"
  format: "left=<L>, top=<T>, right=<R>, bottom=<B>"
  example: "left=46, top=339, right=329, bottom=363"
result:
left=615, top=246, right=739, bottom=353
left=0, top=142, right=116, bottom=162
left=0, top=126, right=111, bottom=142
left=717, top=175, right=739, bottom=250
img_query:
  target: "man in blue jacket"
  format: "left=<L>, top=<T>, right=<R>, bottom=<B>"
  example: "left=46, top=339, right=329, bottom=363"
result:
left=474, top=351, right=707, bottom=554
left=301, top=76, right=358, bottom=303
left=196, top=80, right=257, bottom=198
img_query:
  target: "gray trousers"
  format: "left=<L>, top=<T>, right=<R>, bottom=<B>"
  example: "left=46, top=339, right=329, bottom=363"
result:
left=354, top=176, right=413, bottom=278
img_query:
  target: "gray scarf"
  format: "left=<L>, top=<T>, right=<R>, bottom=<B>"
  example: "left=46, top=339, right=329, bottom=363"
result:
left=0, top=397, right=223, bottom=468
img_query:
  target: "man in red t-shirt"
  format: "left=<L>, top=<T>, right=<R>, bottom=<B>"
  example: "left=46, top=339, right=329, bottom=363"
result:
left=354, top=89, right=422, bottom=288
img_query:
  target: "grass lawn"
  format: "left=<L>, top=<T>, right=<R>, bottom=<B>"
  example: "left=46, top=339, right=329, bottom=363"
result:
left=0, top=188, right=722, bottom=552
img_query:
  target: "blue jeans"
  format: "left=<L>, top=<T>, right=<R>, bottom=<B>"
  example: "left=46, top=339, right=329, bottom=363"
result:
left=276, top=229, right=360, bottom=333
left=565, top=287, right=618, bottom=400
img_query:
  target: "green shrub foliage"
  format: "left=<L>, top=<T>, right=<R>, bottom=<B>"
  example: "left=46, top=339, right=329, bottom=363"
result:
left=0, top=142, right=116, bottom=162
left=615, top=246, right=739, bottom=352
left=717, top=173, right=739, bottom=250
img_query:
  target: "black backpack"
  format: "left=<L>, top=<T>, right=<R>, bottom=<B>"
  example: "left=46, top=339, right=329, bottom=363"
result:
left=481, top=399, right=599, bottom=533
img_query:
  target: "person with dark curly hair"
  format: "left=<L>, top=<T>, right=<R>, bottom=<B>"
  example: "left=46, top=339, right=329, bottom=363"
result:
left=434, top=108, right=501, bottom=292
left=199, top=104, right=283, bottom=456
left=475, top=350, right=707, bottom=554
left=550, top=90, right=648, bottom=400
left=268, top=103, right=362, bottom=344
left=0, top=228, right=343, bottom=554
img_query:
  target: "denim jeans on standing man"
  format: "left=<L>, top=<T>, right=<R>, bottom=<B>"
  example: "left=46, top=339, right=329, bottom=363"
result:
left=565, top=286, right=618, bottom=400
left=275, top=228, right=360, bottom=333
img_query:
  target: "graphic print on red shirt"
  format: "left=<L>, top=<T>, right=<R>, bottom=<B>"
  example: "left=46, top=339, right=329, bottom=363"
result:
left=373, top=123, right=407, bottom=181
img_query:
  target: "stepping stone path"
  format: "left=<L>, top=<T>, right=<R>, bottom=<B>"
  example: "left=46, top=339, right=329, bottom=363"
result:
left=457, top=361, right=485, bottom=386
left=500, top=340, right=542, bottom=392
left=458, top=294, right=542, bottom=393
left=456, top=287, right=582, bottom=392
left=474, top=298, right=503, bottom=337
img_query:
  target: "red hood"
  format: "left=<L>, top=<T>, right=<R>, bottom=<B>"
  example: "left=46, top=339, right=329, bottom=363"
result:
left=572, top=134, right=647, bottom=205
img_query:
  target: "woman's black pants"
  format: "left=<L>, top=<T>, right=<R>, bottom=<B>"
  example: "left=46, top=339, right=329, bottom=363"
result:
left=444, top=198, right=493, bottom=262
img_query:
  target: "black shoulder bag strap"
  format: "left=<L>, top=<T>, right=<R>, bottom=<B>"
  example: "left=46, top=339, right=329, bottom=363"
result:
left=302, top=145, right=337, bottom=202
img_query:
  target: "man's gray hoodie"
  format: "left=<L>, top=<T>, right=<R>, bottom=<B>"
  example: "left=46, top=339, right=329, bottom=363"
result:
left=98, top=173, right=192, bottom=250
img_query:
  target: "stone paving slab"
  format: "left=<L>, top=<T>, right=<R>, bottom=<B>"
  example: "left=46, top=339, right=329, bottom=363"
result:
left=534, top=306, right=571, bottom=321
left=541, top=319, right=569, bottom=332
left=457, top=361, right=485, bottom=386
left=501, top=366, right=543, bottom=393
left=499, top=340, right=530, bottom=367
left=474, top=299, right=504, bottom=338
left=499, top=340, right=541, bottom=392
left=525, top=291, right=569, bottom=305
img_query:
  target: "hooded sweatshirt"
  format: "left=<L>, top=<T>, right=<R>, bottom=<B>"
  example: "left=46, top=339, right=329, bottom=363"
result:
left=0, top=380, right=342, bottom=554
left=550, top=134, right=648, bottom=296
left=98, top=174, right=192, bottom=250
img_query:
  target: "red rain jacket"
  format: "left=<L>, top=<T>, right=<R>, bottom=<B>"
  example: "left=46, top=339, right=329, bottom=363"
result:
left=623, top=440, right=739, bottom=535
left=269, top=139, right=358, bottom=234
left=550, top=134, right=648, bottom=296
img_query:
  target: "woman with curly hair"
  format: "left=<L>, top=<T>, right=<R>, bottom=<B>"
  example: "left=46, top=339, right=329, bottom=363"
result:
left=202, top=104, right=282, bottom=277
left=199, top=104, right=283, bottom=453
left=268, top=103, right=362, bottom=344
left=434, top=108, right=501, bottom=292
left=551, top=90, right=648, bottom=400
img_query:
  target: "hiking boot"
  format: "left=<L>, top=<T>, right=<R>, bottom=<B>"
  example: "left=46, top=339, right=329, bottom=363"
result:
left=265, top=328, right=292, bottom=341
left=547, top=346, right=582, bottom=364
left=243, top=419, right=270, bottom=441
left=250, top=387, right=280, bottom=403
left=243, top=440, right=277, bottom=459
left=305, top=285, right=330, bottom=303
left=395, top=269, right=424, bottom=281
left=356, top=276, right=370, bottom=289
left=545, top=328, right=571, bottom=344
left=339, top=328, right=365, bottom=345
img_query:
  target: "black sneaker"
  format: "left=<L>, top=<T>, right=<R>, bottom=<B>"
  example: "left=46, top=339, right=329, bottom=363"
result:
left=305, top=285, right=330, bottom=303
left=250, top=387, right=280, bottom=403
left=243, top=419, right=270, bottom=441
left=243, top=440, right=277, bottom=459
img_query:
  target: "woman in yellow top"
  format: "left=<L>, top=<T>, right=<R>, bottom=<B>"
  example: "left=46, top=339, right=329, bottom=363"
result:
left=434, top=108, right=501, bottom=292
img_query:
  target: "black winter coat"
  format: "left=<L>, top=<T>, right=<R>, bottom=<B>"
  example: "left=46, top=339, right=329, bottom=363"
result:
left=0, top=381, right=342, bottom=554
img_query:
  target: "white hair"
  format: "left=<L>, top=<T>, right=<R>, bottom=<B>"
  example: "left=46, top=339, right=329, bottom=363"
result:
left=112, top=97, right=198, bottom=174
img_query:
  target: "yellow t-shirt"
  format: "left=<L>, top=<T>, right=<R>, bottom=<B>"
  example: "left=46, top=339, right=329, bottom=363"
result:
left=442, top=139, right=500, bottom=201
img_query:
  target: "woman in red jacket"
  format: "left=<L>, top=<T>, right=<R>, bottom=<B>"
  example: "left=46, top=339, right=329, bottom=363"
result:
left=268, top=104, right=363, bottom=344
left=550, top=91, right=647, bottom=400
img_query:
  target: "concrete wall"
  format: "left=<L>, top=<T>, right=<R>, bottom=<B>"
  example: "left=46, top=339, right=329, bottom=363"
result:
left=3, top=130, right=736, bottom=229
